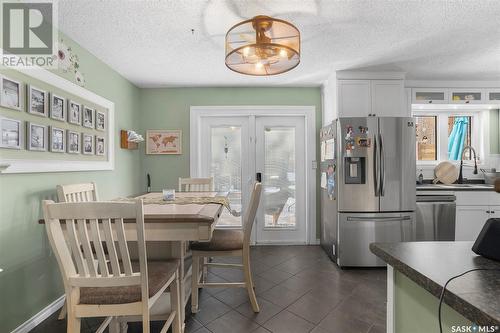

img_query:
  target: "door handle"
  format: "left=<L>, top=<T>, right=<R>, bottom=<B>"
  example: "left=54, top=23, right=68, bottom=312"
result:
left=347, top=216, right=412, bottom=222
left=256, top=172, right=262, bottom=183
left=379, top=133, right=385, bottom=196
left=373, top=134, right=379, bottom=197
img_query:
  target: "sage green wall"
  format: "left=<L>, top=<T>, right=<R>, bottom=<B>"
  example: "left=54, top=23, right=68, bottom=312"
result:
left=395, top=271, right=471, bottom=332
left=138, top=87, right=322, bottom=237
left=0, top=34, right=142, bottom=332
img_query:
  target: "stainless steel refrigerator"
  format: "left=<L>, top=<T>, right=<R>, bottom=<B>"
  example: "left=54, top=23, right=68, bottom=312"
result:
left=320, top=117, right=416, bottom=267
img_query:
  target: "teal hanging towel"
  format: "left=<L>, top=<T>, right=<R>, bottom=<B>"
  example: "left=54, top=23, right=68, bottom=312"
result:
left=448, top=117, right=469, bottom=160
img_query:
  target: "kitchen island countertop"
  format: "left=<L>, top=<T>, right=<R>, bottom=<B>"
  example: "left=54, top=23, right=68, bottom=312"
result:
left=370, top=241, right=500, bottom=326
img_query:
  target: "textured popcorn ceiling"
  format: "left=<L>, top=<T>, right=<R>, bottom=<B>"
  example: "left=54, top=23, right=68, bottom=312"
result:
left=58, top=0, right=500, bottom=87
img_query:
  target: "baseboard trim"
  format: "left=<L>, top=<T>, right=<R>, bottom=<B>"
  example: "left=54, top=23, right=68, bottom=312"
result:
left=12, top=295, right=65, bottom=333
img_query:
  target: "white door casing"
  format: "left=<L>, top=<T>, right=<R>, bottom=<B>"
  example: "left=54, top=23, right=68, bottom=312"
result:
left=190, top=106, right=317, bottom=245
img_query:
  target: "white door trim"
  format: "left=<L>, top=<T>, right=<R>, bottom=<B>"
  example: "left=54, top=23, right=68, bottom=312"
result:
left=190, top=105, right=317, bottom=245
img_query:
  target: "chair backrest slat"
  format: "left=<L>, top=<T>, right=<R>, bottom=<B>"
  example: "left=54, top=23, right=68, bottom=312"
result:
left=102, top=218, right=121, bottom=277
left=89, top=219, right=109, bottom=277
left=42, top=201, right=145, bottom=288
left=57, top=182, right=98, bottom=203
left=243, top=182, right=262, bottom=245
left=178, top=177, right=213, bottom=192
left=115, top=217, right=133, bottom=275
left=66, top=219, right=88, bottom=276
left=77, top=219, right=97, bottom=277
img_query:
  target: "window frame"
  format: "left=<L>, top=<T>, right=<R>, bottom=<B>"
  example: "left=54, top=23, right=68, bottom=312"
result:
left=413, top=109, right=484, bottom=166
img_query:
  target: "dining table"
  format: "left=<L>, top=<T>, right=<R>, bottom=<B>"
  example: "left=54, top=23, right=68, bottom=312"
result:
left=39, top=191, right=228, bottom=329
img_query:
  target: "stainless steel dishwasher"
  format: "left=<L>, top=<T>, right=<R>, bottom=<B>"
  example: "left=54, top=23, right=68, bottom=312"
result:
left=416, top=194, right=456, bottom=241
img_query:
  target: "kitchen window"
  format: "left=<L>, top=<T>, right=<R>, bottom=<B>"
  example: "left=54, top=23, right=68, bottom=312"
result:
left=414, top=111, right=481, bottom=163
left=416, top=116, right=437, bottom=161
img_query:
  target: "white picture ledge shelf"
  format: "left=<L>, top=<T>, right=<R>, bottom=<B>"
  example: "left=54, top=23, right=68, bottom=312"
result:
left=0, top=66, right=115, bottom=174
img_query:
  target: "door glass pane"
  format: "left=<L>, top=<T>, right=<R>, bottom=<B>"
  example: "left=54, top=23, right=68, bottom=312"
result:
left=415, top=91, right=445, bottom=101
left=210, top=126, right=242, bottom=226
left=489, top=92, right=500, bottom=101
left=415, top=116, right=437, bottom=161
left=263, top=127, right=296, bottom=228
left=451, top=92, right=481, bottom=102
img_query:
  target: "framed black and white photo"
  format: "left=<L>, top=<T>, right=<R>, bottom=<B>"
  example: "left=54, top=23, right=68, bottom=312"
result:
left=0, top=76, right=22, bottom=111
left=0, top=68, right=115, bottom=174
left=68, top=100, right=81, bottom=125
left=96, top=111, right=105, bottom=131
left=95, top=136, right=105, bottom=156
left=67, top=131, right=80, bottom=154
left=82, top=133, right=94, bottom=155
left=28, top=85, right=48, bottom=117
left=27, top=122, right=47, bottom=151
left=83, top=106, right=94, bottom=128
left=50, top=126, right=65, bottom=153
left=50, top=94, right=66, bottom=121
left=0, top=117, right=22, bottom=149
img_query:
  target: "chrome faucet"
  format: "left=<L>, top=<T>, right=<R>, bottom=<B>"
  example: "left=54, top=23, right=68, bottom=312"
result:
left=457, top=146, right=478, bottom=184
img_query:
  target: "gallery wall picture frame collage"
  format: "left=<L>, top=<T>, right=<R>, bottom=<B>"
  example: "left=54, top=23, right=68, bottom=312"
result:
left=0, top=68, right=114, bottom=174
left=0, top=74, right=107, bottom=156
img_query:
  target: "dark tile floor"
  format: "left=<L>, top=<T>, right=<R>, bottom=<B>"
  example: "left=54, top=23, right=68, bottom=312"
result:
left=30, top=246, right=387, bottom=333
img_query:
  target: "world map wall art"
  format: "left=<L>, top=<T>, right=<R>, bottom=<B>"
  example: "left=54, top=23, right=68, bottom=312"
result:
left=146, top=129, right=182, bottom=155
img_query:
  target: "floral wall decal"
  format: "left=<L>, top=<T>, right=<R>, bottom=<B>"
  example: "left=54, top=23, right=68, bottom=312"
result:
left=55, top=39, right=86, bottom=87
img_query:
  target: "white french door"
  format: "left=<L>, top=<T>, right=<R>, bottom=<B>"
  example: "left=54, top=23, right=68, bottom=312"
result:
left=198, top=114, right=308, bottom=244
left=200, top=117, right=251, bottom=228
left=255, top=116, right=306, bottom=244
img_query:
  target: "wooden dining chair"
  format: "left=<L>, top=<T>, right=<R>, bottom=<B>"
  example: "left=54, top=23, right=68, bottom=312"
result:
left=42, top=200, right=182, bottom=333
left=57, top=182, right=99, bottom=202
left=178, top=177, right=214, bottom=192
left=56, top=182, right=99, bottom=320
left=190, top=182, right=262, bottom=313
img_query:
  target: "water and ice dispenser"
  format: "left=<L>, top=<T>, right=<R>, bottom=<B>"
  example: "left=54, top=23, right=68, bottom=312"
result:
left=344, top=157, right=366, bottom=184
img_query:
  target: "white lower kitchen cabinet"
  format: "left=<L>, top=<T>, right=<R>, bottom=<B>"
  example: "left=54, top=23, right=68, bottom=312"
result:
left=488, top=206, right=500, bottom=218
left=455, top=206, right=489, bottom=241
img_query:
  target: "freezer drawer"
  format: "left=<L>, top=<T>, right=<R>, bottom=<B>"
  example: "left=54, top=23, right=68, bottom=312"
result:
left=338, top=212, right=415, bottom=267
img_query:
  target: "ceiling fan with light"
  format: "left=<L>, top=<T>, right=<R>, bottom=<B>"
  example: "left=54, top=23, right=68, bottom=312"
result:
left=225, top=15, right=301, bottom=76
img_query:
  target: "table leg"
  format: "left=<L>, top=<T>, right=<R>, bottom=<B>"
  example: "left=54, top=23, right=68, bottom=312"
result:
left=171, top=241, right=187, bottom=330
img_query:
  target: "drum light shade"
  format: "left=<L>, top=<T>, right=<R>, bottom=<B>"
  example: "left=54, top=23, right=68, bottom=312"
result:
left=225, top=15, right=300, bottom=76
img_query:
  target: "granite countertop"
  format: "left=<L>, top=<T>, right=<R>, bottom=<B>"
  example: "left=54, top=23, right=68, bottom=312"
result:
left=417, top=183, right=494, bottom=191
left=370, top=242, right=500, bottom=326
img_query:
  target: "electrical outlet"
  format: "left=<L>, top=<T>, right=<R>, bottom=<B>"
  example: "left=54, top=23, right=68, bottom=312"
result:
left=312, top=160, right=318, bottom=169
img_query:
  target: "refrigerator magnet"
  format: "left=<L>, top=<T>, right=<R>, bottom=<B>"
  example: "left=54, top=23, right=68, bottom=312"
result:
left=358, top=126, right=369, bottom=134
left=356, top=137, right=371, bottom=147
left=345, top=125, right=353, bottom=138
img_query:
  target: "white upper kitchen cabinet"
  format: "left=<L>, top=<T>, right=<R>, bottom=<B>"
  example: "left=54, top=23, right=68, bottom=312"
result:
left=486, top=89, right=500, bottom=103
left=449, top=89, right=484, bottom=104
left=412, top=88, right=449, bottom=104
left=337, top=80, right=371, bottom=117
left=371, top=80, right=405, bottom=117
left=337, top=79, right=407, bottom=117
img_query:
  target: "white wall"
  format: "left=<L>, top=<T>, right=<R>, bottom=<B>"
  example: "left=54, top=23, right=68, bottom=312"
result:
left=321, top=72, right=337, bottom=125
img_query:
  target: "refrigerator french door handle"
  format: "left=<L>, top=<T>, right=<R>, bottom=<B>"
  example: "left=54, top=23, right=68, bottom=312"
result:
left=373, top=134, right=379, bottom=197
left=347, top=216, right=412, bottom=222
left=379, top=133, right=385, bottom=196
